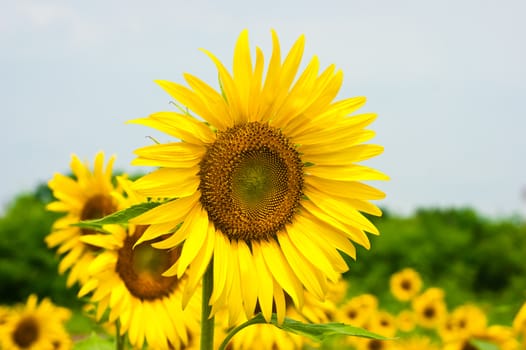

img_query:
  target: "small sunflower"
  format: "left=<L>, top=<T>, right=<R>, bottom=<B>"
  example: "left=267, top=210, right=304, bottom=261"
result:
left=336, top=294, right=379, bottom=328
left=78, top=177, right=200, bottom=350
left=393, top=336, right=440, bottom=350
left=46, top=152, right=121, bottom=286
left=129, top=29, right=387, bottom=322
left=411, top=287, right=448, bottom=329
left=389, top=268, right=422, bottom=302
left=0, top=295, right=71, bottom=350
left=439, top=304, right=487, bottom=343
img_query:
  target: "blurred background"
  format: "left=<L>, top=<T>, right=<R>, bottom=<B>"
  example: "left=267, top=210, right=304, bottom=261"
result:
left=1, top=0, right=525, bottom=333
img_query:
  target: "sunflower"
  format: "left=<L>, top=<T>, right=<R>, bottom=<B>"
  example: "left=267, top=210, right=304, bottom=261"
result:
left=46, top=152, right=121, bottom=286
left=411, top=287, right=448, bottom=329
left=336, top=294, right=379, bottom=328
left=0, top=295, right=71, bottom=350
left=389, top=268, right=422, bottom=302
left=393, top=336, right=439, bottom=350
left=78, top=176, right=201, bottom=350
left=439, top=304, right=487, bottom=343
left=396, top=310, right=416, bottom=332
left=129, top=29, right=386, bottom=323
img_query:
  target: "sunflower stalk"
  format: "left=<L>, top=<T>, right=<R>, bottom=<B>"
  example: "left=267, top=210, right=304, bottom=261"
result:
left=116, top=319, right=126, bottom=350
left=200, top=261, right=215, bottom=350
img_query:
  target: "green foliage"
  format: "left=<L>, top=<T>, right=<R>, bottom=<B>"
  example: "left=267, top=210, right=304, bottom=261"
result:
left=0, top=185, right=80, bottom=307
left=346, top=207, right=526, bottom=323
left=1, top=184, right=525, bottom=329
left=73, top=333, right=114, bottom=350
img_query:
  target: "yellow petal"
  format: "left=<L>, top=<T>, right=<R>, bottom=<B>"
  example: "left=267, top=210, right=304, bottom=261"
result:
left=278, top=231, right=327, bottom=299
left=132, top=142, right=205, bottom=168
left=252, top=241, right=274, bottom=322
left=132, top=167, right=200, bottom=198
left=132, top=192, right=199, bottom=226
left=260, top=239, right=304, bottom=310
left=306, top=176, right=386, bottom=200
left=236, top=240, right=259, bottom=318
left=176, top=205, right=209, bottom=277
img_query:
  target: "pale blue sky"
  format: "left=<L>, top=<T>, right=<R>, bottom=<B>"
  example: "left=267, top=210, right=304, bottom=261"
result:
left=2, top=0, right=525, bottom=216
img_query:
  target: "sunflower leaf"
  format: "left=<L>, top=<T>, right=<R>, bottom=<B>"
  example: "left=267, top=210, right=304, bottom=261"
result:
left=219, top=313, right=389, bottom=350
left=470, top=340, right=500, bottom=350
left=72, top=200, right=168, bottom=231
left=74, top=333, right=114, bottom=350
left=272, top=315, right=391, bottom=342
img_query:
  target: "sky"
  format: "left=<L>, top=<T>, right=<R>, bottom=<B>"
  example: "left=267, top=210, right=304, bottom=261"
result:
left=1, top=0, right=525, bottom=217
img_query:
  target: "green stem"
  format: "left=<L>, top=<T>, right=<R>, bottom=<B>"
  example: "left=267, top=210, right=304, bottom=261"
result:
left=200, top=261, right=215, bottom=350
left=218, top=314, right=266, bottom=350
left=116, top=319, right=125, bottom=350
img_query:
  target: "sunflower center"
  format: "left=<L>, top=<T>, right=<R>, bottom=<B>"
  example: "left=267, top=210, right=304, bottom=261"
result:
left=400, top=279, right=412, bottom=291
left=199, top=122, right=304, bottom=241
left=12, top=316, right=39, bottom=348
left=117, top=225, right=181, bottom=300
left=423, top=306, right=436, bottom=319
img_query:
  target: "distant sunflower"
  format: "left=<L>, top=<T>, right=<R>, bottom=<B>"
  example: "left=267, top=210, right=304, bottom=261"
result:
left=0, top=295, right=71, bottom=350
left=439, top=304, right=487, bottom=343
left=389, top=268, right=422, bottom=302
left=394, top=336, right=439, bottom=350
left=412, top=287, right=448, bottom=329
left=336, top=294, right=379, bottom=328
left=129, top=29, right=387, bottom=322
left=46, top=152, right=121, bottom=286
left=79, top=177, right=200, bottom=350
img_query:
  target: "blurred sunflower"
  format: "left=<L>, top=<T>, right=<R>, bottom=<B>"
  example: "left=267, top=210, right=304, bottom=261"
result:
left=79, top=177, right=200, bottom=350
left=396, top=310, right=416, bottom=332
left=46, top=152, right=121, bottom=286
left=129, top=29, right=386, bottom=322
left=439, top=304, right=487, bottom=343
left=513, top=301, right=526, bottom=337
left=336, top=294, right=379, bottom=328
left=393, top=336, right=439, bottom=350
left=366, top=310, right=397, bottom=338
left=411, top=287, right=447, bottom=329
left=0, top=295, right=71, bottom=350
left=389, top=268, right=422, bottom=302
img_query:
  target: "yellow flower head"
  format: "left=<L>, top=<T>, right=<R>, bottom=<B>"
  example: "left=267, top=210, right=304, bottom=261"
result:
left=0, top=295, right=71, bottom=350
left=78, top=177, right=200, bottom=350
left=439, top=304, right=487, bottom=343
left=411, top=287, right=448, bottom=329
left=129, top=30, right=387, bottom=323
left=389, top=268, right=422, bottom=302
left=336, top=293, right=379, bottom=328
left=46, top=152, right=122, bottom=286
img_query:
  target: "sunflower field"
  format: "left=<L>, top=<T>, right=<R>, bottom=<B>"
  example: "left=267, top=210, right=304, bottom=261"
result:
left=1, top=31, right=526, bottom=350
left=1, top=184, right=525, bottom=349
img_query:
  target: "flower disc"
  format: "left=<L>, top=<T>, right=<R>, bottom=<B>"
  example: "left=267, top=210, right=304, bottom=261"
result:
left=117, top=225, right=180, bottom=300
left=199, top=122, right=303, bottom=241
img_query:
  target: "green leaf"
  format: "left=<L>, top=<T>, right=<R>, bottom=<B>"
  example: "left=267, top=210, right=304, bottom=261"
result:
left=470, top=339, right=500, bottom=350
left=72, top=200, right=169, bottom=231
left=219, top=313, right=389, bottom=350
left=274, top=316, right=390, bottom=342
left=74, top=333, right=114, bottom=350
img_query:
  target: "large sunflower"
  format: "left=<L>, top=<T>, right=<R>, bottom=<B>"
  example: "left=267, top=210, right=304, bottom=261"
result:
left=46, top=152, right=121, bottom=286
left=0, top=295, right=71, bottom=350
left=129, top=30, right=387, bottom=322
left=78, top=177, right=200, bottom=350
